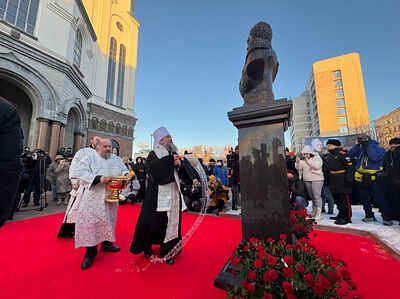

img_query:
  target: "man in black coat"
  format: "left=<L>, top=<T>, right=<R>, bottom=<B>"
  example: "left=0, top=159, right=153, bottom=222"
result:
left=0, top=97, right=23, bottom=228
left=326, top=139, right=354, bottom=225
left=130, top=127, right=187, bottom=265
left=383, top=138, right=400, bottom=221
left=133, top=156, right=147, bottom=202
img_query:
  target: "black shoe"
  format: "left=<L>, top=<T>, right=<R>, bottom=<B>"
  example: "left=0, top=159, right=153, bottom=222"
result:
left=327, top=211, right=334, bottom=215
left=81, top=257, right=94, bottom=270
left=165, top=258, right=175, bottom=265
left=321, top=207, right=326, bottom=213
left=34, top=203, right=40, bottom=206
left=21, top=203, right=28, bottom=208
left=100, top=244, right=120, bottom=252
left=329, top=216, right=340, bottom=220
left=334, top=219, right=350, bottom=225
left=144, top=251, right=152, bottom=259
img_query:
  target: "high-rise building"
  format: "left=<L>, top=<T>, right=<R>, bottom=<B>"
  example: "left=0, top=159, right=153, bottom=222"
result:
left=374, top=107, right=400, bottom=149
left=290, top=53, right=370, bottom=152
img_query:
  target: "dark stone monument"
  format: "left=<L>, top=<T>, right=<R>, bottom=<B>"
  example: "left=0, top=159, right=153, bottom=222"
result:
left=214, top=22, right=293, bottom=290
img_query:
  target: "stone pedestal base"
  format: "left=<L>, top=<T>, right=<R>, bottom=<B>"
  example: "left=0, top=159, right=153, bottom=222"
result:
left=214, top=99, right=293, bottom=291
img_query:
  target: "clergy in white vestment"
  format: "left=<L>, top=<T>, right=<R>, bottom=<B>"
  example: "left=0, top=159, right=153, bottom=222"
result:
left=57, top=135, right=101, bottom=238
left=74, top=138, right=130, bottom=270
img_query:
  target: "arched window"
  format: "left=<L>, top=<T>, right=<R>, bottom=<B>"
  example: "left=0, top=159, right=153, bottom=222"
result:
left=0, top=0, right=39, bottom=35
left=90, top=118, right=99, bottom=130
left=116, top=44, right=126, bottom=107
left=100, top=119, right=107, bottom=131
left=115, top=123, right=121, bottom=135
left=122, top=125, right=127, bottom=136
left=105, top=37, right=117, bottom=104
left=128, top=127, right=133, bottom=137
left=107, top=122, right=114, bottom=133
left=111, top=140, right=119, bottom=156
left=73, top=29, right=83, bottom=67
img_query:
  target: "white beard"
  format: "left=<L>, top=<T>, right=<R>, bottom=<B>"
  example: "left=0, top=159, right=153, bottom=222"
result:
left=99, top=152, right=111, bottom=159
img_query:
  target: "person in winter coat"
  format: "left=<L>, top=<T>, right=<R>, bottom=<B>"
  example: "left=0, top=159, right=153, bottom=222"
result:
left=214, top=160, right=229, bottom=186
left=47, top=155, right=72, bottom=205
left=348, top=136, right=392, bottom=226
left=287, top=169, right=308, bottom=211
left=133, top=157, right=147, bottom=202
left=206, top=175, right=228, bottom=215
left=326, top=139, right=354, bottom=225
left=295, top=145, right=324, bottom=221
left=383, top=138, right=400, bottom=221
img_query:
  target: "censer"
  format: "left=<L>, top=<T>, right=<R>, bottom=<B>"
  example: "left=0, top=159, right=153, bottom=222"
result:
left=105, top=176, right=129, bottom=203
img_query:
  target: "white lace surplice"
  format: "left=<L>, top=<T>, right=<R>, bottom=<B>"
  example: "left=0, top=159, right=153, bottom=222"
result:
left=74, top=153, right=129, bottom=248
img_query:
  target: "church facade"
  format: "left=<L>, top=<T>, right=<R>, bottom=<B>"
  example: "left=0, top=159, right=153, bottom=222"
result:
left=0, top=0, right=139, bottom=158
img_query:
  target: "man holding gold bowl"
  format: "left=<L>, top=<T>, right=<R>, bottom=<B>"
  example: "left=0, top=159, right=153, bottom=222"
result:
left=74, top=138, right=130, bottom=270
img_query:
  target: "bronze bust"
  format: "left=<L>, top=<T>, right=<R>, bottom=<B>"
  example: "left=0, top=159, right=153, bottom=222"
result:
left=239, top=22, right=279, bottom=105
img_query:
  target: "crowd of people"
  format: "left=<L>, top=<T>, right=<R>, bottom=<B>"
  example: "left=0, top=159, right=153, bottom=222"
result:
left=286, top=136, right=400, bottom=226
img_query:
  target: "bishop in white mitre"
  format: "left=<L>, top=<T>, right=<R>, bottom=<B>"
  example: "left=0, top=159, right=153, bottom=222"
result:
left=74, top=138, right=129, bottom=270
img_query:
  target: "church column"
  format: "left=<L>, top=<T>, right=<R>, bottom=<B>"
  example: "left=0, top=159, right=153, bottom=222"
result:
left=36, top=118, right=49, bottom=150
left=58, top=124, right=66, bottom=149
left=73, top=133, right=84, bottom=154
left=48, top=121, right=61, bottom=159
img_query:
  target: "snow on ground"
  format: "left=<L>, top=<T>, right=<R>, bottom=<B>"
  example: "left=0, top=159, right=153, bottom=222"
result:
left=224, top=204, right=400, bottom=256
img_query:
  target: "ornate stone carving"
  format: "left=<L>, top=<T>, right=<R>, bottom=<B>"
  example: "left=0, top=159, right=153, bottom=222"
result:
left=239, top=22, right=279, bottom=105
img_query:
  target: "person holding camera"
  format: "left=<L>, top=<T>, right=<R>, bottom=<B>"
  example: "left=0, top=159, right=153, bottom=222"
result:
left=47, top=155, right=72, bottom=205
left=21, top=149, right=51, bottom=207
left=295, top=145, right=324, bottom=221
left=206, top=175, right=228, bottom=215
left=348, top=136, right=392, bottom=225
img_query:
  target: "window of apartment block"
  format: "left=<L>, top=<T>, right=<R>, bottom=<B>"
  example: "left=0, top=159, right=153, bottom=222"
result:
left=0, top=0, right=39, bottom=35
left=336, top=99, right=345, bottom=106
left=333, top=70, right=341, bottom=78
left=73, top=30, right=83, bottom=67
left=334, top=79, right=342, bottom=88
left=338, top=116, right=347, bottom=124
left=339, top=125, right=348, bottom=134
left=335, top=89, right=344, bottom=97
left=337, top=107, right=346, bottom=115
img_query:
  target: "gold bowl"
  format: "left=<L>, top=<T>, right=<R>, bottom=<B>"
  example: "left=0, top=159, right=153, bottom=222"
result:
left=106, top=176, right=129, bottom=203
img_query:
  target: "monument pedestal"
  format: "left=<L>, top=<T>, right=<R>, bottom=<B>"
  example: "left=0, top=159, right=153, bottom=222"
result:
left=214, top=98, right=293, bottom=290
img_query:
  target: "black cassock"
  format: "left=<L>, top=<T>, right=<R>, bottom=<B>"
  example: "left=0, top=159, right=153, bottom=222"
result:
left=130, top=151, right=184, bottom=257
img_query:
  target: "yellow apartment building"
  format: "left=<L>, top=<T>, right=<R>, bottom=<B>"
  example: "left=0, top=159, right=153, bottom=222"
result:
left=291, top=53, right=371, bottom=152
left=311, top=53, right=370, bottom=136
left=374, top=107, right=400, bottom=149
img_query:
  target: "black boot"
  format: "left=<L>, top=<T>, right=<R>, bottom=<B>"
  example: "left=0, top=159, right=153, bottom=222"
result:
left=81, top=257, right=94, bottom=270
left=101, top=241, right=120, bottom=252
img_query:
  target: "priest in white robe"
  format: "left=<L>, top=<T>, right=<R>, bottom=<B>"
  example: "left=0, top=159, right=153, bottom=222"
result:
left=74, top=138, right=130, bottom=270
left=57, top=135, right=100, bottom=238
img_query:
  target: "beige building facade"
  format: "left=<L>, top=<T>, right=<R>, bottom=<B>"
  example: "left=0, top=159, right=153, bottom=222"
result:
left=374, top=107, right=400, bottom=149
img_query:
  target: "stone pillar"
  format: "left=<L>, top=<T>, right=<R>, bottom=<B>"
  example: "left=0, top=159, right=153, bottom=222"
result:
left=214, top=99, right=293, bottom=290
left=36, top=118, right=49, bottom=150
left=58, top=125, right=66, bottom=149
left=48, top=121, right=61, bottom=159
left=228, top=99, right=293, bottom=241
left=73, top=133, right=84, bottom=153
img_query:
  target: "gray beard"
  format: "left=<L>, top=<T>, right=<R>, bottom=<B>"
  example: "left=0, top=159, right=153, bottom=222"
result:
left=163, top=142, right=178, bottom=154
left=99, top=152, right=111, bottom=159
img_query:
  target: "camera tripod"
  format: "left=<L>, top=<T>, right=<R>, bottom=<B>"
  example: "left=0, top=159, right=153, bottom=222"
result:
left=18, top=156, right=48, bottom=212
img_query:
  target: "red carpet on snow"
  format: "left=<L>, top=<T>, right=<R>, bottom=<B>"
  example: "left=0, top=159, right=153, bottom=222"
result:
left=1, top=204, right=400, bottom=299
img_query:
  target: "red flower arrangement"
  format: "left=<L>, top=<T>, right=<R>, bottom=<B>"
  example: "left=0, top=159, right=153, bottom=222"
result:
left=226, top=209, right=358, bottom=299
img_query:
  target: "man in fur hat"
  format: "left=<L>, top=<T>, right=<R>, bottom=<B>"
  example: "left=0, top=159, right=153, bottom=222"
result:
left=130, top=127, right=187, bottom=265
left=326, top=139, right=354, bottom=225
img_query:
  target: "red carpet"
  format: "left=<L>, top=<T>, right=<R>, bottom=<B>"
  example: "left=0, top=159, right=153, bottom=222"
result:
left=0, top=205, right=399, bottom=299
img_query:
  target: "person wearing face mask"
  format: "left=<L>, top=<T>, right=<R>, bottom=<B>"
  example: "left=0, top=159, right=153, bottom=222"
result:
left=326, top=139, right=354, bottom=225
left=214, top=160, right=229, bottom=187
